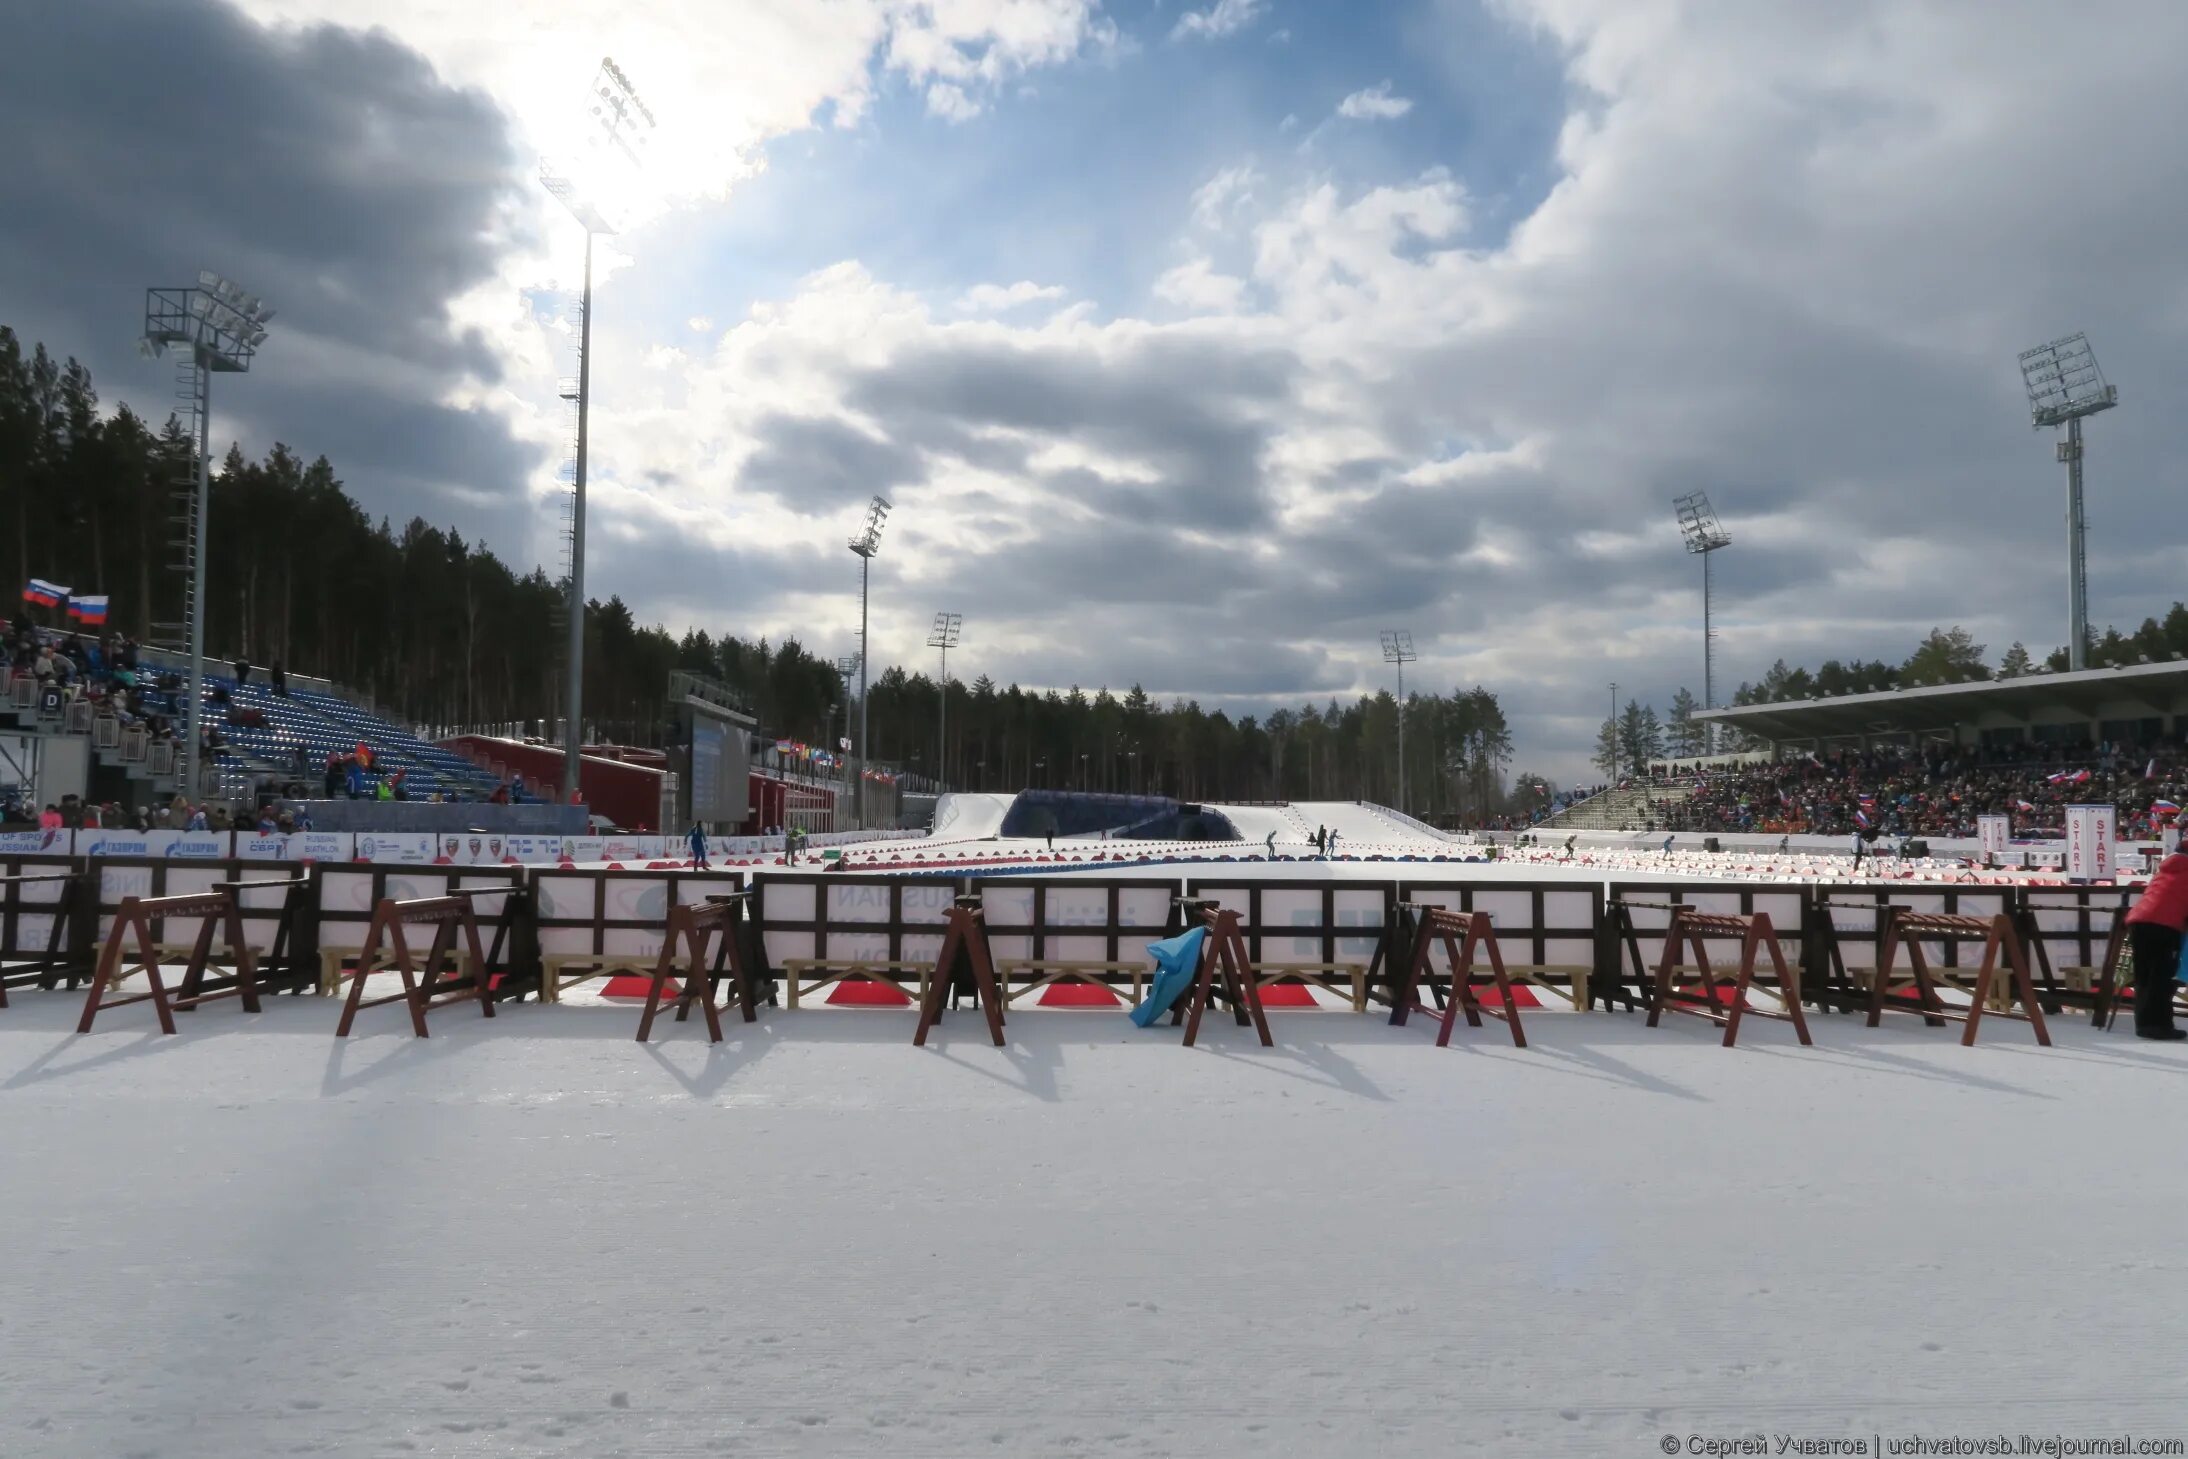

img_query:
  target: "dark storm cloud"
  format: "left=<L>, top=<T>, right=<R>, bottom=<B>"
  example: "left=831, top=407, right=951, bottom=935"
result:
left=0, top=0, right=542, bottom=550
left=738, top=411, right=927, bottom=512
left=849, top=330, right=1296, bottom=529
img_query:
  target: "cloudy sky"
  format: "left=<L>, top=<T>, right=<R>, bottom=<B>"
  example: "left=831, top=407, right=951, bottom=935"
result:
left=5, top=0, right=2186, bottom=782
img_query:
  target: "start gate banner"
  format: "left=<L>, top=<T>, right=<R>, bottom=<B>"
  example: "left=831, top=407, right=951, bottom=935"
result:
left=1976, top=815, right=2011, bottom=859
left=2065, top=804, right=2116, bottom=881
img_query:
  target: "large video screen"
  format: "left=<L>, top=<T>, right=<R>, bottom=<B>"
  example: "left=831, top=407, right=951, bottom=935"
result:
left=686, top=705, right=749, bottom=824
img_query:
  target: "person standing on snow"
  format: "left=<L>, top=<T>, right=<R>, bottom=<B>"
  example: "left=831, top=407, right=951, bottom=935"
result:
left=2123, top=848, right=2188, bottom=1040
left=687, top=821, right=709, bottom=869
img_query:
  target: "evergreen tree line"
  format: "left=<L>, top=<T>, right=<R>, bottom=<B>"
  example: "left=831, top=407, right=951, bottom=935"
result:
left=0, top=327, right=1526, bottom=814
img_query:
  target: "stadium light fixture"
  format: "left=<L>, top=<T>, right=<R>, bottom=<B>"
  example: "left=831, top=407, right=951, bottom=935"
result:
left=541, top=55, right=656, bottom=802
left=1379, top=629, right=1417, bottom=814
left=2018, top=332, right=2119, bottom=672
left=1674, top=491, right=1733, bottom=753
left=848, top=495, right=891, bottom=826
left=927, top=612, right=962, bottom=792
left=143, top=271, right=274, bottom=796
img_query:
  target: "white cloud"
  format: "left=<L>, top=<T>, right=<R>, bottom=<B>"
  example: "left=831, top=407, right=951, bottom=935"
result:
left=1153, top=258, right=1248, bottom=313
left=1336, top=81, right=1413, bottom=121
left=686, top=315, right=714, bottom=334
left=956, top=281, right=1070, bottom=313
left=1171, top=0, right=1266, bottom=43
left=926, top=81, right=983, bottom=121
left=1190, top=162, right=1262, bottom=229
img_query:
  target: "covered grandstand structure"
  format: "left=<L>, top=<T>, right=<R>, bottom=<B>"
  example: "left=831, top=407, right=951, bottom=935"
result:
left=1693, top=659, right=2188, bottom=751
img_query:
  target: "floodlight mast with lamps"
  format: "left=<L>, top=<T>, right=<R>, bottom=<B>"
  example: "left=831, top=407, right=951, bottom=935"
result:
left=2018, top=332, right=2118, bottom=672
left=540, top=55, right=656, bottom=802
left=142, top=272, right=274, bottom=798
left=848, top=496, right=891, bottom=828
left=1378, top=630, right=1417, bottom=814
left=1674, top=491, right=1732, bottom=753
left=927, top=612, right=962, bottom=792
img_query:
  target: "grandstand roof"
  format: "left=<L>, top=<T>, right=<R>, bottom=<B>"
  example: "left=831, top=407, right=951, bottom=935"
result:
left=1691, top=659, right=2188, bottom=742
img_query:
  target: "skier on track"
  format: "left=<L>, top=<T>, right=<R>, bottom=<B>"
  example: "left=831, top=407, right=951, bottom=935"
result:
left=688, top=821, right=709, bottom=869
left=1265, top=831, right=1277, bottom=861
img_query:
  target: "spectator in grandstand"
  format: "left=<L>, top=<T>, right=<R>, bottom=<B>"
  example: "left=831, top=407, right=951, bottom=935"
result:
left=234, top=656, right=252, bottom=688
left=183, top=805, right=208, bottom=832
left=488, top=780, right=510, bottom=805
left=323, top=753, right=343, bottom=798
left=389, top=770, right=410, bottom=801
left=257, top=808, right=278, bottom=833
left=345, top=758, right=366, bottom=799
left=293, top=805, right=313, bottom=831
left=2124, top=848, right=2188, bottom=1040
left=269, top=660, right=289, bottom=698
left=37, top=804, right=61, bottom=832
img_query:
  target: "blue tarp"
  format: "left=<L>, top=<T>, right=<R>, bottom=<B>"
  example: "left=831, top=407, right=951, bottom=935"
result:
left=1131, top=925, right=1207, bottom=1028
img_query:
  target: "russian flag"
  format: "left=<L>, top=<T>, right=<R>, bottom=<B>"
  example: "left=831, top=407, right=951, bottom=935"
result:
left=1853, top=809, right=1872, bottom=828
left=2154, top=799, right=2181, bottom=818
left=21, top=578, right=67, bottom=608
left=66, top=594, right=108, bottom=625
left=2016, top=799, right=2037, bottom=813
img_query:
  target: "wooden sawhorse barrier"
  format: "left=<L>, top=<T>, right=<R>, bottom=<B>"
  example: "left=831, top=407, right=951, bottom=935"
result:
left=1172, top=899, right=1272, bottom=1048
left=335, top=887, right=515, bottom=1038
left=0, top=870, right=90, bottom=1007
left=1866, top=907, right=2050, bottom=1047
left=913, top=896, right=1005, bottom=1047
left=1619, top=900, right=1810, bottom=1049
left=77, top=888, right=257, bottom=1034
left=637, top=892, right=767, bottom=1043
left=1386, top=903, right=1526, bottom=1048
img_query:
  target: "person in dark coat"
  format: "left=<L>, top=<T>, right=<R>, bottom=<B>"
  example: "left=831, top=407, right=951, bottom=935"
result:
left=2124, top=850, right=2188, bottom=1040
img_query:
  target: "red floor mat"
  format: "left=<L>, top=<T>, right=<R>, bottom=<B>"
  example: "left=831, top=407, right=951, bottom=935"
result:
left=599, top=975, right=670, bottom=1000
left=1255, top=984, right=1321, bottom=1007
left=826, top=979, right=913, bottom=1006
left=1038, top=982, right=1124, bottom=1006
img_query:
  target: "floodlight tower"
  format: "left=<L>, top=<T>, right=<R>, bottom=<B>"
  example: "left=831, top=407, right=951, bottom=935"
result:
left=541, top=55, right=656, bottom=801
left=2018, top=332, right=2119, bottom=672
left=142, top=272, right=274, bottom=797
left=927, top=612, right=962, bottom=791
left=1674, top=491, right=1732, bottom=752
left=1378, top=629, right=1417, bottom=813
left=848, top=496, right=891, bottom=827
left=829, top=652, right=860, bottom=793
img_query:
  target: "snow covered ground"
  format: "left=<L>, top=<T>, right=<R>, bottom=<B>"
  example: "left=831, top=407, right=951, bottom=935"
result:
left=4, top=987, right=2185, bottom=1457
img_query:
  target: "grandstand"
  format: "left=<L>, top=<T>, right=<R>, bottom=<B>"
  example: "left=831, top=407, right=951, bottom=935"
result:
left=4, top=619, right=506, bottom=810
left=1533, top=662, right=2188, bottom=840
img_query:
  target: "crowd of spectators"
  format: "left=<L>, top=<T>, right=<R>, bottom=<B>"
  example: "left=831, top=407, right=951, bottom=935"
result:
left=6, top=619, right=181, bottom=743
left=0, top=789, right=315, bottom=834
left=1624, top=739, right=2188, bottom=839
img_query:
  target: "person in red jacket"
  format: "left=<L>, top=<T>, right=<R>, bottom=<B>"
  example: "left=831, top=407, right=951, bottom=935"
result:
left=2124, top=850, right=2188, bottom=1040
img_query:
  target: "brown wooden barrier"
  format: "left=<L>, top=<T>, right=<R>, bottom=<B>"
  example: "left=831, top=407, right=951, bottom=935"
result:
left=1393, top=879, right=1601, bottom=1009
left=912, top=897, right=1006, bottom=1047
left=335, top=887, right=518, bottom=1037
left=635, top=892, right=766, bottom=1043
left=1175, top=900, right=1272, bottom=1047
left=1386, top=903, right=1527, bottom=1048
left=1623, top=900, right=1811, bottom=1048
left=314, top=865, right=528, bottom=998
left=77, top=889, right=257, bottom=1033
left=1811, top=885, right=2031, bottom=1014
left=1865, top=907, right=2050, bottom=1047
left=755, top=874, right=960, bottom=1007
left=1183, top=875, right=1392, bottom=1011
left=531, top=864, right=746, bottom=1002
left=0, top=862, right=93, bottom=1003
left=975, top=877, right=1180, bottom=1006
left=1603, top=881, right=1811, bottom=1016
